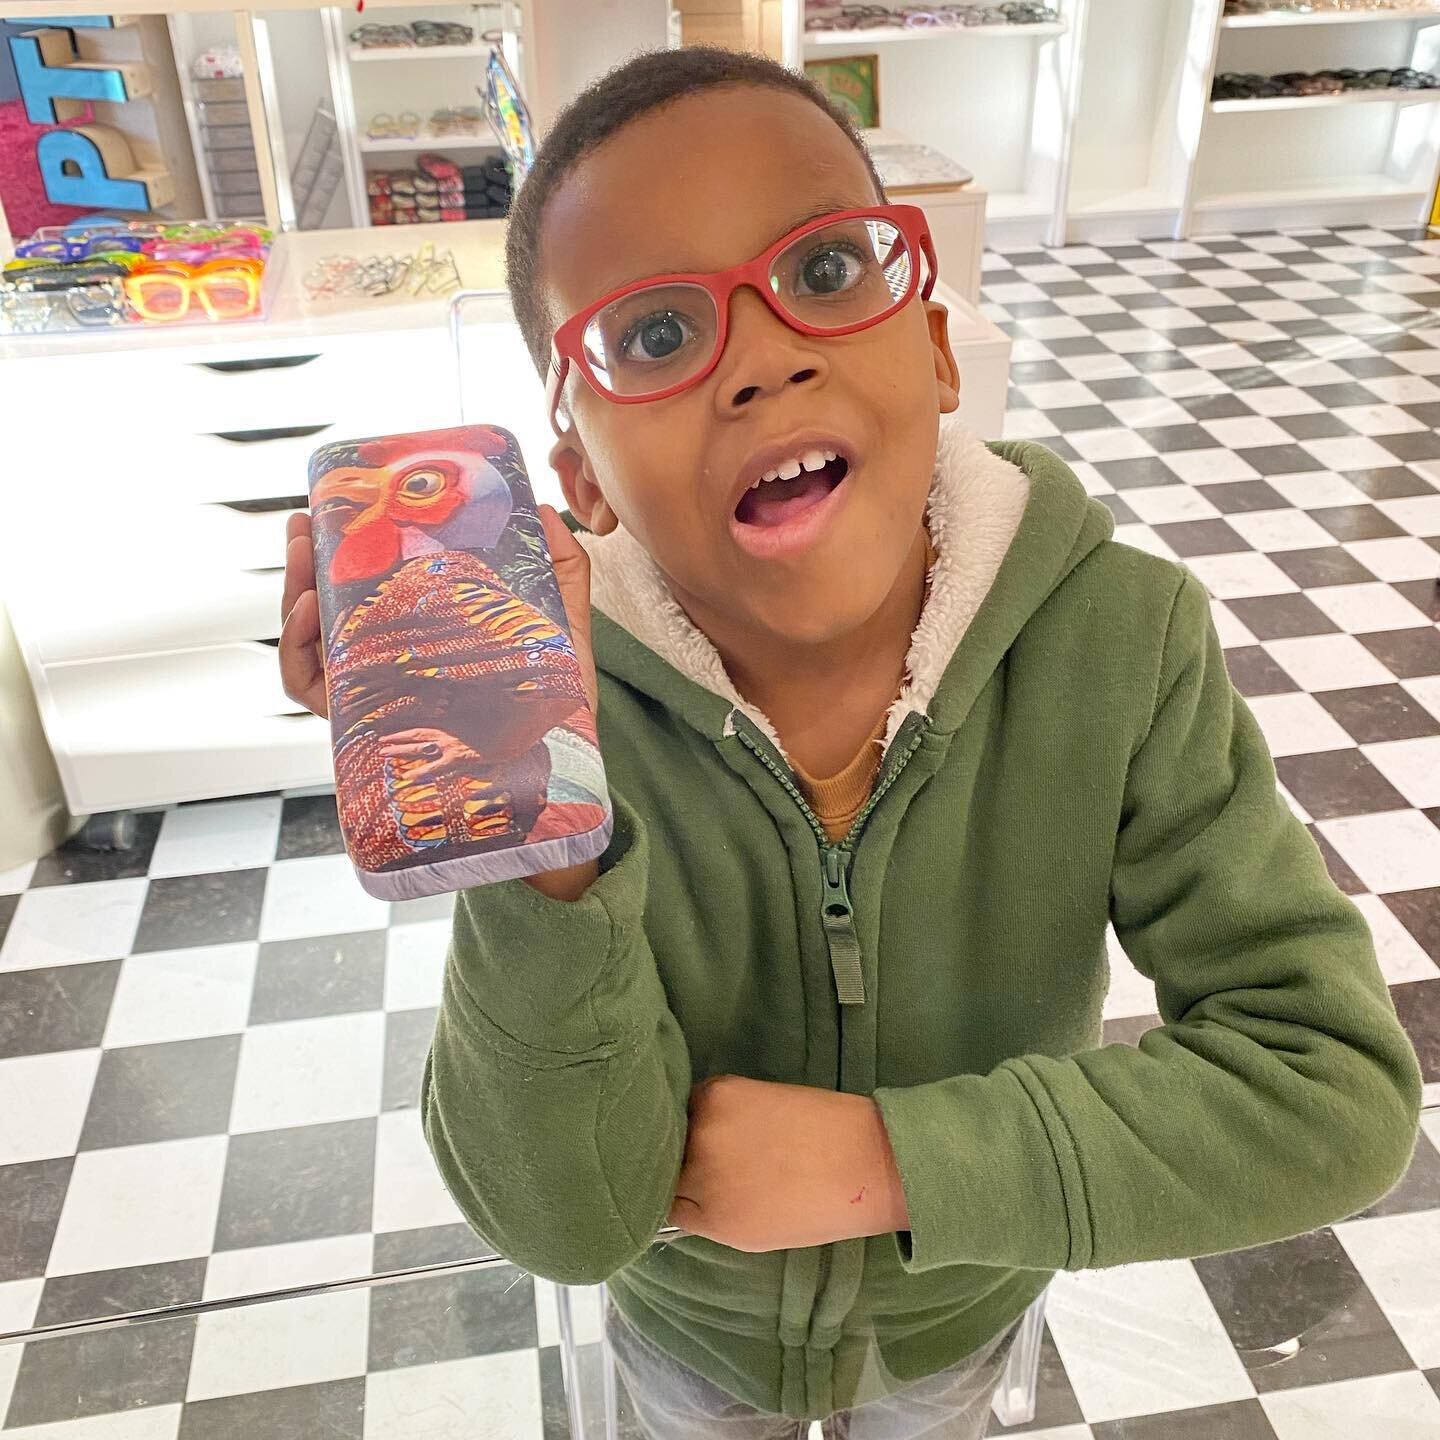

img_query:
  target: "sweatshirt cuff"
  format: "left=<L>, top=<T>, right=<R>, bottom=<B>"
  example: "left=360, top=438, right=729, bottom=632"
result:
left=444, top=791, right=649, bottom=1054
left=873, top=1060, right=1080, bottom=1274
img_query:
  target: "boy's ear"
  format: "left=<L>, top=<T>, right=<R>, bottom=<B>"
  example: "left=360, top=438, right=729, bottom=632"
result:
left=549, top=426, right=620, bottom=536
left=923, top=299, right=962, bottom=415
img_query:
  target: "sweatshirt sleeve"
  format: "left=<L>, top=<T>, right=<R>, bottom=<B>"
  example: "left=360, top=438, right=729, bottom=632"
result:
left=421, top=790, right=692, bottom=1285
left=873, top=570, right=1422, bottom=1275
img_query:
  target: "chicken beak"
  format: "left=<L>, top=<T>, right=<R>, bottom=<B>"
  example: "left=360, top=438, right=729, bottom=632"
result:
left=311, top=467, right=386, bottom=522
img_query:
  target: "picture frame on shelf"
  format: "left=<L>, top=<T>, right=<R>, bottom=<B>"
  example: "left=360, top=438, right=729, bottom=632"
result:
left=803, top=54, right=879, bottom=128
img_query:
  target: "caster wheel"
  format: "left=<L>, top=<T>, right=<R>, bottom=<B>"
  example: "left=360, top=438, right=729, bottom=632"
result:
left=77, top=811, right=138, bottom=852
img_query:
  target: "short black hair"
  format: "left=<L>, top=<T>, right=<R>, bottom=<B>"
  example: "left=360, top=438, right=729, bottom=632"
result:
left=503, top=44, right=888, bottom=380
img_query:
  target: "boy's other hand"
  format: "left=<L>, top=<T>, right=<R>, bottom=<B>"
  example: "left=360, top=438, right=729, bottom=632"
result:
left=280, top=510, right=328, bottom=719
left=668, top=1075, right=911, bottom=1252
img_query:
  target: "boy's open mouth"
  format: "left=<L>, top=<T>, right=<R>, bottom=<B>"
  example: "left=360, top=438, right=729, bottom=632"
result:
left=734, top=453, right=850, bottom=528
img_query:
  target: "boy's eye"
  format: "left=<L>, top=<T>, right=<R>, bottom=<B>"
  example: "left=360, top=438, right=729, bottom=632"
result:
left=792, top=242, right=868, bottom=298
left=617, top=308, right=693, bottom=364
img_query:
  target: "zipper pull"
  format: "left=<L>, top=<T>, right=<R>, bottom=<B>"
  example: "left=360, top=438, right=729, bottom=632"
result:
left=821, top=846, right=865, bottom=1006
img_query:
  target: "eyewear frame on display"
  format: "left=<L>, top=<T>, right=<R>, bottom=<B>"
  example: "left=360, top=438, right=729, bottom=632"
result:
left=15, top=233, right=149, bottom=261
left=123, top=256, right=264, bottom=322
left=544, top=203, right=937, bottom=434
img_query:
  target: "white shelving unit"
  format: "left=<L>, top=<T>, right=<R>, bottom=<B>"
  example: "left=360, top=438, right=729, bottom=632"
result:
left=782, top=0, right=1089, bottom=246
left=1179, top=1, right=1440, bottom=234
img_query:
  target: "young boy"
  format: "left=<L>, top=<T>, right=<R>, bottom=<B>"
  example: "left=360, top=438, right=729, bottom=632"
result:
left=280, top=46, right=1423, bottom=1440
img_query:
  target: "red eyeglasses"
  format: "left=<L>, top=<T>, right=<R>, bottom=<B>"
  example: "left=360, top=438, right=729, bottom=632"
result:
left=545, top=203, right=937, bottom=433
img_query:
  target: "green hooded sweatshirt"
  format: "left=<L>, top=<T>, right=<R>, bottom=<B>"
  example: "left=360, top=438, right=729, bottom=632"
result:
left=421, top=421, right=1421, bottom=1422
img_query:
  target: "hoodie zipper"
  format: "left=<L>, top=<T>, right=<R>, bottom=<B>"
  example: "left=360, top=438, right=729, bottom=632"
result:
left=734, top=712, right=926, bottom=1007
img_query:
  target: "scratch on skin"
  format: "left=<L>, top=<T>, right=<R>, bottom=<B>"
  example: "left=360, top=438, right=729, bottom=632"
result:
left=850, top=1186, right=866, bottom=1204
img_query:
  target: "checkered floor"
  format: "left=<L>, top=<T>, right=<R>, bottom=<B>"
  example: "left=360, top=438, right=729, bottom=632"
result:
left=0, top=224, right=1438, bottom=1439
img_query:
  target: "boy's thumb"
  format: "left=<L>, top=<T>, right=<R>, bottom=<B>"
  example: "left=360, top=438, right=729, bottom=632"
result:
left=539, top=505, right=598, bottom=712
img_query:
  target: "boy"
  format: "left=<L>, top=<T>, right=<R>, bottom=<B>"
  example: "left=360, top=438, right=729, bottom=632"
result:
left=280, top=46, right=1422, bottom=1440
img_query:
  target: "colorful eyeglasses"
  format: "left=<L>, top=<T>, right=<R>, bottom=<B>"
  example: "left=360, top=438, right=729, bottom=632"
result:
left=148, top=233, right=269, bottom=265
left=545, top=203, right=937, bottom=433
left=123, top=257, right=264, bottom=322
left=16, top=232, right=149, bottom=262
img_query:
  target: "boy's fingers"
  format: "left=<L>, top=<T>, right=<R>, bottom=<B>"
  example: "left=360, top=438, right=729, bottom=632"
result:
left=278, top=587, right=329, bottom=718
left=282, top=525, right=316, bottom=625
left=539, top=504, right=598, bottom=715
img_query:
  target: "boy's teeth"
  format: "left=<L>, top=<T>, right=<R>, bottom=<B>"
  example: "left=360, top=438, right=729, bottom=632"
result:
left=749, top=449, right=840, bottom=490
left=777, top=458, right=802, bottom=480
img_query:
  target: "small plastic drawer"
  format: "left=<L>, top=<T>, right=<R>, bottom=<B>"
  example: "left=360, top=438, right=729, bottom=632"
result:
left=203, top=123, right=256, bottom=152
left=198, top=99, right=249, bottom=126
left=212, top=165, right=262, bottom=195
left=193, top=77, right=245, bottom=101
left=209, top=147, right=260, bottom=173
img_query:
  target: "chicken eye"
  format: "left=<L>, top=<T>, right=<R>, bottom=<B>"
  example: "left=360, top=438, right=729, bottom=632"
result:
left=398, top=468, right=445, bottom=497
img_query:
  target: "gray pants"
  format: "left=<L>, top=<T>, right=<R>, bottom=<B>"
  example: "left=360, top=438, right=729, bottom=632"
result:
left=604, top=1301, right=1022, bottom=1440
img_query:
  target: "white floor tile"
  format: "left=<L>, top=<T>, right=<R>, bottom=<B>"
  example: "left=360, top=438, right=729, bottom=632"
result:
left=1301, top=435, right=1413, bottom=473
left=0, top=1277, right=43, bottom=1334
left=0, top=1409, right=183, bottom=1440
left=1261, top=1371, right=1440, bottom=1440
left=229, top=1012, right=385, bottom=1134
left=1362, top=737, right=1440, bottom=808
left=1350, top=894, right=1440, bottom=986
left=363, top=1345, right=542, bottom=1439
left=1378, top=493, right=1440, bottom=538
left=1020, top=380, right=1101, bottom=411
left=0, top=859, right=36, bottom=894
left=0, top=1050, right=99, bottom=1165
left=1359, top=373, right=1440, bottom=406
left=1247, top=694, right=1355, bottom=758
left=1265, top=471, right=1369, bottom=510
left=47, top=1135, right=228, bottom=1276
left=384, top=920, right=450, bottom=1012
left=1238, top=386, right=1324, bottom=418
left=1269, top=357, right=1352, bottom=388
left=1112, top=525, right=1177, bottom=561
left=1208, top=601, right=1257, bottom=649
left=1330, top=404, right=1426, bottom=438
left=1004, top=408, right=1060, bottom=441
left=1106, top=398, right=1194, bottom=430
left=259, top=855, right=391, bottom=944
left=148, top=798, right=283, bottom=878
left=1261, top=635, right=1395, bottom=692
left=1332, top=1209, right=1440, bottom=1369
left=1099, top=328, right=1172, bottom=354
left=1049, top=352, right=1138, bottom=381
left=1067, top=428, right=1157, bottom=462
left=1200, top=416, right=1297, bottom=450
left=0, top=879, right=148, bottom=973
left=1307, top=583, right=1431, bottom=636
left=1183, top=551, right=1298, bottom=600
left=1163, top=449, right=1261, bottom=486
left=1118, top=486, right=1220, bottom=525
left=0, top=1344, right=18, bottom=1437
left=1047, top=1261, right=1253, bottom=1423
left=1226, top=508, right=1336, bottom=553
left=1144, top=368, right=1228, bottom=399
left=187, top=1288, right=370, bottom=1401
left=1343, top=537, right=1440, bottom=583
left=102, top=943, right=257, bottom=1049
left=1135, top=307, right=1202, bottom=333
left=372, top=1109, right=465, bottom=1234
left=203, top=1233, right=375, bottom=1302
left=1319, top=811, right=1440, bottom=895
left=1404, top=676, right=1440, bottom=724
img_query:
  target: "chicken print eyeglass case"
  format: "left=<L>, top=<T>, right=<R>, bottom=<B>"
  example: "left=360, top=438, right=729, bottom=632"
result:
left=307, top=424, right=613, bottom=901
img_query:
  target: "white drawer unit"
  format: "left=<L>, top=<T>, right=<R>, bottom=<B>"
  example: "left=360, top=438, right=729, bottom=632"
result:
left=1, top=228, right=1010, bottom=828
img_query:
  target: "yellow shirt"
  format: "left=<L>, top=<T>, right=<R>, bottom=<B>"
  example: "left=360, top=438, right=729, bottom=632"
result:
left=793, top=531, right=939, bottom=843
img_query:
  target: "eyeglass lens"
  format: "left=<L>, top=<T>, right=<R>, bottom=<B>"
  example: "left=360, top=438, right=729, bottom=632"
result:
left=579, top=216, right=914, bottom=398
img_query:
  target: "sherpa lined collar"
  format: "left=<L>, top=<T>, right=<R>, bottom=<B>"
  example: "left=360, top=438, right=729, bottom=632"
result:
left=573, top=413, right=1032, bottom=763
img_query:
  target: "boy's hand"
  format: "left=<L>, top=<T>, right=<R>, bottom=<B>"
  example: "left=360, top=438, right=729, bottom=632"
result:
left=279, top=510, right=328, bottom=719
left=537, top=504, right=598, bottom=715
left=667, top=1075, right=910, bottom=1252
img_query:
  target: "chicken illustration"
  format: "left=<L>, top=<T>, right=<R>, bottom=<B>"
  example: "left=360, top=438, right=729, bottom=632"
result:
left=310, top=427, right=597, bottom=873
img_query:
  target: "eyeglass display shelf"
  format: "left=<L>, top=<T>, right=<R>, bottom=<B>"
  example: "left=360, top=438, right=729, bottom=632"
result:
left=1210, top=84, right=1440, bottom=109
left=803, top=20, right=1067, bottom=43
left=347, top=42, right=495, bottom=60
left=1220, top=7, right=1440, bottom=25
left=359, top=131, right=501, bottom=152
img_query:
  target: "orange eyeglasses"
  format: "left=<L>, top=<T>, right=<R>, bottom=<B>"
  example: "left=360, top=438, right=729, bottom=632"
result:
left=123, top=256, right=264, bottom=323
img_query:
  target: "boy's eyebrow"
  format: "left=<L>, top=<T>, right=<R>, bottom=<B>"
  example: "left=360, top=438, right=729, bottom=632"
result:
left=610, top=197, right=872, bottom=290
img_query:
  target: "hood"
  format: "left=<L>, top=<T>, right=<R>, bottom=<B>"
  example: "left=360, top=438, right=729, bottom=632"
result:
left=571, top=413, right=1115, bottom=762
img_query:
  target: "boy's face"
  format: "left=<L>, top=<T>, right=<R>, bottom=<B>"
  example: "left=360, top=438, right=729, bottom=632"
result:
left=542, top=83, right=961, bottom=648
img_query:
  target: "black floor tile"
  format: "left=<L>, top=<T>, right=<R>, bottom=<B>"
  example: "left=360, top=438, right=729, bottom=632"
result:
left=1359, top=627, right=1440, bottom=679
left=131, top=869, right=268, bottom=953
left=382, top=1007, right=437, bottom=1111
left=1089, top=1399, right=1279, bottom=1439
left=35, top=1258, right=207, bottom=1327
left=367, top=1266, right=538, bottom=1371
left=373, top=1223, right=489, bottom=1273
left=1383, top=888, right=1439, bottom=963
left=1270, top=548, right=1376, bottom=589
left=178, top=1377, right=366, bottom=1440
left=27, top=812, right=164, bottom=888
left=1311, top=506, right=1408, bottom=542
left=0, top=960, right=119, bottom=1059
left=1227, top=594, right=1340, bottom=641
left=1389, top=977, right=1440, bottom=1082
left=1274, top=750, right=1409, bottom=821
left=277, top=793, right=345, bottom=861
left=249, top=931, right=387, bottom=1025
left=1226, top=646, right=1301, bottom=697
left=79, top=1035, right=242, bottom=1150
left=0, top=1156, right=73, bottom=1284
left=1314, top=685, right=1440, bottom=744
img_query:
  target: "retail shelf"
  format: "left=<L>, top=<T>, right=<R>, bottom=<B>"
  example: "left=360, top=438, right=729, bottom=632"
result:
left=1210, top=85, right=1440, bottom=111
left=1220, top=7, right=1440, bottom=26
left=359, top=131, right=500, bottom=153
left=1192, top=173, right=1425, bottom=214
left=347, top=43, right=493, bottom=61
left=1070, top=185, right=1176, bottom=215
left=804, top=20, right=1067, bottom=44
left=987, top=190, right=1053, bottom=218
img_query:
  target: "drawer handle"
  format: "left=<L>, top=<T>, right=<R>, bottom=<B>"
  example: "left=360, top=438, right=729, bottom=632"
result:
left=210, top=423, right=334, bottom=444
left=197, top=354, right=322, bottom=374
left=223, top=497, right=308, bottom=514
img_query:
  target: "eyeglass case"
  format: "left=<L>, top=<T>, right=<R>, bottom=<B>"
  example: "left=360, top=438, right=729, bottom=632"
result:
left=307, top=423, right=613, bottom=900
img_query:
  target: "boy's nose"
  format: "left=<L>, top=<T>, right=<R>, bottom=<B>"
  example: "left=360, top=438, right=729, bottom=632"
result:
left=715, top=285, right=826, bottom=412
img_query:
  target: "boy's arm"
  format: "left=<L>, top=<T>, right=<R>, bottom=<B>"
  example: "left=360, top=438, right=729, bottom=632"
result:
left=421, top=791, right=692, bottom=1285
left=873, top=571, right=1422, bottom=1274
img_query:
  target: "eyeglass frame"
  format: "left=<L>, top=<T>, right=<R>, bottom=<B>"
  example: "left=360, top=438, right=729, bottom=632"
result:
left=544, top=202, right=938, bottom=435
